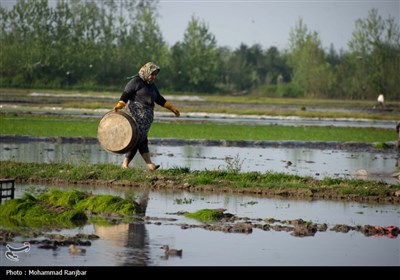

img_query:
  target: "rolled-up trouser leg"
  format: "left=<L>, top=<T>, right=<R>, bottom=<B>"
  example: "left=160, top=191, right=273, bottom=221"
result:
left=122, top=146, right=138, bottom=168
left=137, top=138, right=158, bottom=170
left=126, top=146, right=139, bottom=161
left=138, top=138, right=152, bottom=165
left=138, top=138, right=150, bottom=155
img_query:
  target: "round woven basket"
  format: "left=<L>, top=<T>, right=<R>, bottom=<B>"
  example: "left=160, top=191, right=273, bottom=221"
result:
left=97, top=111, right=139, bottom=154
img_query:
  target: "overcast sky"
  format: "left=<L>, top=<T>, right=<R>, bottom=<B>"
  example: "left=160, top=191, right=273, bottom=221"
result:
left=1, top=0, right=399, bottom=51
left=157, top=0, right=400, bottom=51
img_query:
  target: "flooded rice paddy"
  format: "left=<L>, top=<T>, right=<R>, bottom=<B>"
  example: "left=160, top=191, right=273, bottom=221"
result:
left=1, top=183, right=399, bottom=267
left=0, top=137, right=399, bottom=267
left=1, top=97, right=399, bottom=266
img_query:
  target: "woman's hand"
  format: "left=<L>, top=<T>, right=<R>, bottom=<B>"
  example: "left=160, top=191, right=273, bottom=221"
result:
left=164, top=101, right=180, bottom=117
left=113, top=101, right=126, bottom=112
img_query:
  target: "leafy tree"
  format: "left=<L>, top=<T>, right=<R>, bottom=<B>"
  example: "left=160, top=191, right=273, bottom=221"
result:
left=0, top=0, right=166, bottom=89
left=214, top=46, right=233, bottom=93
left=169, top=42, right=186, bottom=91
left=132, top=1, right=170, bottom=88
left=0, top=0, right=53, bottom=86
left=226, top=43, right=266, bottom=92
left=348, top=8, right=400, bottom=100
left=264, top=46, right=290, bottom=84
left=287, top=18, right=334, bottom=98
left=225, top=44, right=252, bottom=92
left=171, top=16, right=220, bottom=92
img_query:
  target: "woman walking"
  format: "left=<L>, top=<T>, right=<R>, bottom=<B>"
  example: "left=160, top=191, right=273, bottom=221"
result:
left=113, top=62, right=180, bottom=170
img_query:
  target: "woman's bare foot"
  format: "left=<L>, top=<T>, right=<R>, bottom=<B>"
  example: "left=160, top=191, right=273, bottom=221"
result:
left=147, top=164, right=160, bottom=171
left=122, top=158, right=130, bottom=169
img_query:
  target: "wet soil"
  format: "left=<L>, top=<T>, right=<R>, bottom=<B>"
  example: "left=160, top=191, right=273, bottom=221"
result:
left=1, top=207, right=399, bottom=246
left=15, top=174, right=400, bottom=205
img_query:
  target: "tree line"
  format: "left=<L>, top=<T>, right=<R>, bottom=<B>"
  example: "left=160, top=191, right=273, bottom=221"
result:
left=0, top=0, right=399, bottom=100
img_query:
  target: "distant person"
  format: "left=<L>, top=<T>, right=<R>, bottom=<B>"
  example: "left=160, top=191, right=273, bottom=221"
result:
left=113, top=62, right=180, bottom=170
left=376, top=94, right=385, bottom=109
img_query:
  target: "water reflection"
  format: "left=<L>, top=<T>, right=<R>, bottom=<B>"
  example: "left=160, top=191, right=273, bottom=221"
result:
left=94, top=223, right=150, bottom=266
left=0, top=140, right=398, bottom=184
left=3, top=184, right=399, bottom=266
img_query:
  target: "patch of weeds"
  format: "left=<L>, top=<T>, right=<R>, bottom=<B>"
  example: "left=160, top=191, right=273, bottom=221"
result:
left=373, top=142, right=390, bottom=149
left=189, top=173, right=214, bottom=185
left=88, top=216, right=116, bottom=226
left=184, top=209, right=224, bottom=223
left=174, top=197, right=193, bottom=205
left=225, top=153, right=244, bottom=173
left=162, top=166, right=191, bottom=176
left=340, top=187, right=353, bottom=195
left=24, top=186, right=49, bottom=196
left=240, top=201, right=258, bottom=207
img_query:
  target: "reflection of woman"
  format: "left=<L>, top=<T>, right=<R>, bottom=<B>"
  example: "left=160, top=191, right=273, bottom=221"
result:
left=94, top=190, right=150, bottom=266
left=93, top=222, right=149, bottom=266
left=113, top=62, right=180, bottom=170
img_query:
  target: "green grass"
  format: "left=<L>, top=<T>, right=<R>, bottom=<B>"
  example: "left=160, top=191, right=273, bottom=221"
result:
left=153, top=122, right=395, bottom=143
left=0, top=115, right=98, bottom=137
left=1, top=161, right=399, bottom=198
left=0, top=113, right=396, bottom=143
left=0, top=188, right=138, bottom=229
left=184, top=209, right=225, bottom=223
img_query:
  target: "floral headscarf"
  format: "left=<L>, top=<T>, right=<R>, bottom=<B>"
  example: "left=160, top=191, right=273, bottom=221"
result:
left=138, top=62, right=160, bottom=84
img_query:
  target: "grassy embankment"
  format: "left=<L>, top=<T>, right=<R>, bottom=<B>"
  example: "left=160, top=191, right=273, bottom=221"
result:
left=1, top=160, right=399, bottom=203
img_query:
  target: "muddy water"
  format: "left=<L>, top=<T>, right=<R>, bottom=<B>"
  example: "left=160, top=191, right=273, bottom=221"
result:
left=1, top=183, right=399, bottom=267
left=0, top=139, right=399, bottom=184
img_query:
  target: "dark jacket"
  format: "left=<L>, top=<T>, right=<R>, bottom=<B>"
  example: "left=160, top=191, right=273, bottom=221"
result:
left=119, top=76, right=166, bottom=108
